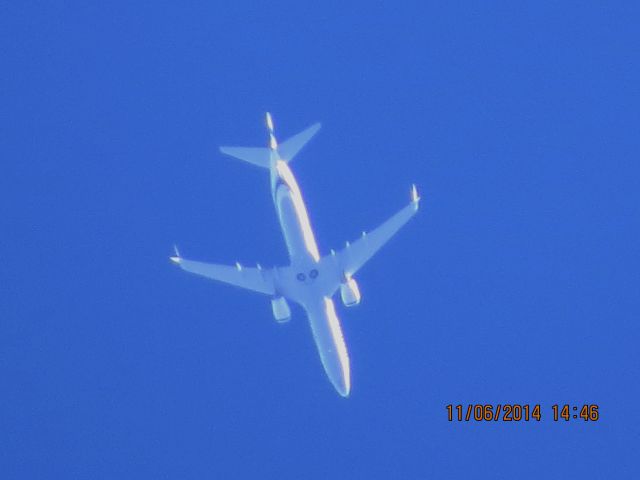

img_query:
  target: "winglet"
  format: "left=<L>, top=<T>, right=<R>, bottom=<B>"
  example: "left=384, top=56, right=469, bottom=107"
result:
left=170, top=245, right=181, bottom=265
left=411, top=184, right=420, bottom=206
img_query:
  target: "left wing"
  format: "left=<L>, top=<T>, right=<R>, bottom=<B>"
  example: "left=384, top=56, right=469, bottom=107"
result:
left=330, top=185, right=420, bottom=277
left=170, top=250, right=275, bottom=295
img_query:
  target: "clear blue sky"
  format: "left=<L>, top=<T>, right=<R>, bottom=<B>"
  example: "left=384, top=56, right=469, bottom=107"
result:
left=2, top=1, right=638, bottom=478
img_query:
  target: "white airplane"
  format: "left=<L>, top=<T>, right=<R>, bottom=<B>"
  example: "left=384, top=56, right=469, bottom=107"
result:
left=171, top=113, right=420, bottom=397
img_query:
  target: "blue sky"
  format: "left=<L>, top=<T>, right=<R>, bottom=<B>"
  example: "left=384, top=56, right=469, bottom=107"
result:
left=2, top=1, right=639, bottom=478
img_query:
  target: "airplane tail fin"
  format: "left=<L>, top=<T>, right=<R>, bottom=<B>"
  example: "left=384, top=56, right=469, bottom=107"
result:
left=219, top=113, right=320, bottom=168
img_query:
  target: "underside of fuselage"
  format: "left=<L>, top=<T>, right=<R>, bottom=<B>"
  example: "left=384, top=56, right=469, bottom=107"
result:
left=274, top=183, right=313, bottom=263
left=269, top=161, right=351, bottom=396
left=305, top=297, right=351, bottom=396
left=272, top=159, right=320, bottom=257
left=271, top=169, right=336, bottom=301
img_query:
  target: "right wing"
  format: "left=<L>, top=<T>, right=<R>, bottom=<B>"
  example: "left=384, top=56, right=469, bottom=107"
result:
left=331, top=186, right=421, bottom=277
left=170, top=252, right=275, bottom=295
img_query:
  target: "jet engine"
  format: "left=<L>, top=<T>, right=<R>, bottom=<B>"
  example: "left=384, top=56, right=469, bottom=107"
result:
left=271, top=296, right=291, bottom=323
left=340, top=277, right=361, bottom=307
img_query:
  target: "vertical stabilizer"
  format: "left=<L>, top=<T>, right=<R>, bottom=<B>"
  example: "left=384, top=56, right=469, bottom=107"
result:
left=266, top=112, right=278, bottom=150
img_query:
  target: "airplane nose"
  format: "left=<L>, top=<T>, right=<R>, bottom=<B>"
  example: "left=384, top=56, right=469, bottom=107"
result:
left=325, top=359, right=351, bottom=398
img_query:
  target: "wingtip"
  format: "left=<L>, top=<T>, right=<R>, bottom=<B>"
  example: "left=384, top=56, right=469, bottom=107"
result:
left=170, top=245, right=182, bottom=264
left=411, top=184, right=421, bottom=204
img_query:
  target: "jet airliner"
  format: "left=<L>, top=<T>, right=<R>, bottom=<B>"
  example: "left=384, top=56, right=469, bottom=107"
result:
left=171, top=114, right=420, bottom=396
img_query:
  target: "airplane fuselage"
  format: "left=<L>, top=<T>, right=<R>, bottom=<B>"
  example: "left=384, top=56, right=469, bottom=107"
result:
left=271, top=159, right=320, bottom=264
left=269, top=156, right=351, bottom=396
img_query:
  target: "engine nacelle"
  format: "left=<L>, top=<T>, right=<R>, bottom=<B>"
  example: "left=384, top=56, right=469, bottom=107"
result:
left=271, top=296, right=291, bottom=323
left=340, top=277, right=361, bottom=307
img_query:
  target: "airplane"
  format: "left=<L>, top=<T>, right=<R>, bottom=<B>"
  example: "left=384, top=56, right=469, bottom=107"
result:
left=170, top=113, right=420, bottom=397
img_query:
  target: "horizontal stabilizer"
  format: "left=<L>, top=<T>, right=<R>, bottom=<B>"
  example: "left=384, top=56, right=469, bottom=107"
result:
left=278, top=123, right=321, bottom=163
left=219, top=116, right=320, bottom=167
left=219, top=146, right=271, bottom=169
